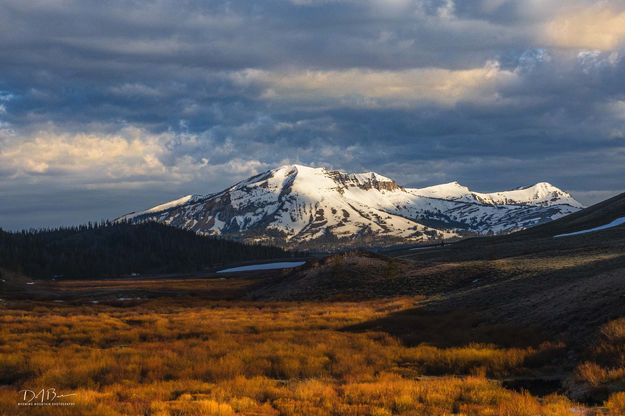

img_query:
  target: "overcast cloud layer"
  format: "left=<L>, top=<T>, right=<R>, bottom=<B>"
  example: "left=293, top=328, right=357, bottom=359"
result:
left=1, top=0, right=625, bottom=229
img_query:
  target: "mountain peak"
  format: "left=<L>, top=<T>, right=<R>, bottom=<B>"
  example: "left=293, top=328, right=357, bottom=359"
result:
left=270, top=164, right=401, bottom=193
left=119, top=164, right=583, bottom=248
left=408, top=181, right=472, bottom=200
left=476, top=182, right=583, bottom=208
left=352, top=171, right=394, bottom=182
left=519, top=181, right=558, bottom=191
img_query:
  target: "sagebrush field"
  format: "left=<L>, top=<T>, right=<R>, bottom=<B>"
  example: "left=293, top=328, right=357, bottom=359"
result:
left=1, top=293, right=624, bottom=416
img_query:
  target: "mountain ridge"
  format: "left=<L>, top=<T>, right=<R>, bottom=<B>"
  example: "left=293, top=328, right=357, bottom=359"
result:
left=118, top=164, right=583, bottom=249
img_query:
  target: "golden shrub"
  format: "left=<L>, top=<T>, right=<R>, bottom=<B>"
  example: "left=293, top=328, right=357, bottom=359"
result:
left=606, top=392, right=625, bottom=416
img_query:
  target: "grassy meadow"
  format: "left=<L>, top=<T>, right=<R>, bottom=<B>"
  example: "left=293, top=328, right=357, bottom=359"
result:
left=1, top=293, right=622, bottom=416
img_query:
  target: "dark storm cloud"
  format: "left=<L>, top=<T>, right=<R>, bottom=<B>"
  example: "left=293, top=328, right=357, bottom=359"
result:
left=1, top=0, right=625, bottom=229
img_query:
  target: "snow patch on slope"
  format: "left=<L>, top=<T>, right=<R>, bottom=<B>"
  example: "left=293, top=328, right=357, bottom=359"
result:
left=145, top=195, right=200, bottom=214
left=554, top=216, right=625, bottom=238
left=118, top=194, right=202, bottom=221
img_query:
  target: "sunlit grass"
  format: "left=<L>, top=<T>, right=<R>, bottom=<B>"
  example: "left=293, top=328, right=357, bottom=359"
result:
left=0, top=298, right=595, bottom=415
left=573, top=317, right=625, bottom=403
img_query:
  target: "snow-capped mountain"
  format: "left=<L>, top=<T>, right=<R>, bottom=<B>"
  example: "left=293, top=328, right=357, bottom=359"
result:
left=118, top=164, right=583, bottom=249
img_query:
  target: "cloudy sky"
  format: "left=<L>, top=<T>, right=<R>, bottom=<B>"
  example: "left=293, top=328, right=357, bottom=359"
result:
left=1, top=0, right=625, bottom=230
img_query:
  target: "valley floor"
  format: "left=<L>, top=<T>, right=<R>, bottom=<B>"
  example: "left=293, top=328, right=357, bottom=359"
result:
left=0, top=290, right=623, bottom=415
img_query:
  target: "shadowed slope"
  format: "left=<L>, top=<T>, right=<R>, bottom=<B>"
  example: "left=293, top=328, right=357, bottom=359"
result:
left=512, top=191, right=625, bottom=239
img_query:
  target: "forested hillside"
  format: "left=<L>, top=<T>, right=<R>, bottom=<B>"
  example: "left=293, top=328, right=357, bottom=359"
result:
left=0, top=221, right=291, bottom=279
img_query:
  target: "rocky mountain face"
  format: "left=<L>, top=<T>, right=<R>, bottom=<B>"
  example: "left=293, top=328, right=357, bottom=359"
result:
left=118, top=165, right=583, bottom=249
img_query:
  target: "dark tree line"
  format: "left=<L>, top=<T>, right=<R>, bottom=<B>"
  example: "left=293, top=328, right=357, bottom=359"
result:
left=0, top=221, right=292, bottom=279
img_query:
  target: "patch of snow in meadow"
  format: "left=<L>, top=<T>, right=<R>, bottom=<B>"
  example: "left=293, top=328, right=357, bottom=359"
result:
left=217, top=261, right=306, bottom=273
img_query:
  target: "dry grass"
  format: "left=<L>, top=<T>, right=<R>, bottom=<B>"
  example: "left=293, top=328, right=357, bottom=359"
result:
left=606, top=392, right=625, bottom=415
left=0, top=297, right=584, bottom=415
left=572, top=317, right=625, bottom=405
